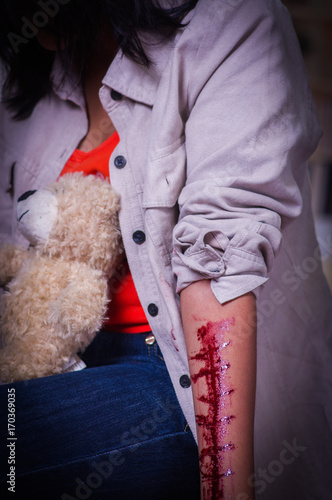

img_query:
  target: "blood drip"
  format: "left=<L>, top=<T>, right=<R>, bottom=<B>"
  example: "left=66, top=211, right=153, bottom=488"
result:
left=190, top=318, right=235, bottom=499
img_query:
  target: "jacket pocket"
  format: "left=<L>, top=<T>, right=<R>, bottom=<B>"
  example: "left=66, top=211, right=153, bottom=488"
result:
left=142, top=137, right=186, bottom=265
left=142, top=136, right=186, bottom=208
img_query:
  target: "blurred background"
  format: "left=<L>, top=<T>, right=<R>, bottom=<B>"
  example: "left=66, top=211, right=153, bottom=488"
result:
left=282, top=0, right=332, bottom=290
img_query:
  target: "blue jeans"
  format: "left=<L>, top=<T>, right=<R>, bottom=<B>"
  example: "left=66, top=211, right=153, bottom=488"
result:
left=0, top=331, right=200, bottom=500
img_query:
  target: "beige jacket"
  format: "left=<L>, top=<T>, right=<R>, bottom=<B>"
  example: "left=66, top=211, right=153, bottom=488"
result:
left=1, top=1, right=331, bottom=497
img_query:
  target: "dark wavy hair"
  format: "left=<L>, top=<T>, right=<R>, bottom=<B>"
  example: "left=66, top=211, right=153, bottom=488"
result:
left=0, top=0, right=198, bottom=119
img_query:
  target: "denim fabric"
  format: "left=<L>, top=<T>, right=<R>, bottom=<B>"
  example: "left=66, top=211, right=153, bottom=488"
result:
left=0, top=332, right=200, bottom=500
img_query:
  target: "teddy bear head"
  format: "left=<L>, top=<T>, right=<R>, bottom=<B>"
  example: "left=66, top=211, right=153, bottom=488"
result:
left=16, top=172, right=123, bottom=275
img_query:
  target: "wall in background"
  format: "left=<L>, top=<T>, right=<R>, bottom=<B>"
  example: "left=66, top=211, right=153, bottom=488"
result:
left=283, top=0, right=332, bottom=289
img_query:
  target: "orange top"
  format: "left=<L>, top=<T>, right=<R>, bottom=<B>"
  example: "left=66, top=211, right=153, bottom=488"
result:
left=60, top=132, right=120, bottom=181
left=60, top=132, right=150, bottom=333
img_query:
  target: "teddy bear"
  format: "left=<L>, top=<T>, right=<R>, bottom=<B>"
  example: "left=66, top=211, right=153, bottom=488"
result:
left=0, top=172, right=123, bottom=383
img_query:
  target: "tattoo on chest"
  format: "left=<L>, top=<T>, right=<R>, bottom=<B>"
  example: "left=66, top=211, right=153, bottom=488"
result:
left=190, top=318, right=236, bottom=499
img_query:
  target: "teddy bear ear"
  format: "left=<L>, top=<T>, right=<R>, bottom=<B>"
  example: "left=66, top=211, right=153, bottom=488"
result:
left=17, top=189, right=59, bottom=246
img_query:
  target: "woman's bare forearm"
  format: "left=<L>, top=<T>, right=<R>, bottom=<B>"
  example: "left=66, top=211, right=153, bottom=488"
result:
left=180, top=280, right=257, bottom=499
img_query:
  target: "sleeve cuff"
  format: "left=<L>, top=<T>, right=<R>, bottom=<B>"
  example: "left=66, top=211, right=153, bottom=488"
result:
left=173, top=244, right=269, bottom=303
left=211, top=274, right=268, bottom=305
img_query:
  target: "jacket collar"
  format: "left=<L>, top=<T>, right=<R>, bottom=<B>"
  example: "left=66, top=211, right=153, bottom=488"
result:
left=102, top=3, right=194, bottom=106
left=50, top=23, right=187, bottom=108
left=102, top=35, right=175, bottom=107
left=49, top=46, right=160, bottom=108
left=50, top=56, right=85, bottom=109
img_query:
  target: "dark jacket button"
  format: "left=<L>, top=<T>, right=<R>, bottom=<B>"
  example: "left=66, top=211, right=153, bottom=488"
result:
left=132, top=231, right=146, bottom=245
left=111, top=89, right=123, bottom=101
left=148, top=303, right=159, bottom=317
left=114, top=156, right=126, bottom=169
left=179, top=375, right=191, bottom=388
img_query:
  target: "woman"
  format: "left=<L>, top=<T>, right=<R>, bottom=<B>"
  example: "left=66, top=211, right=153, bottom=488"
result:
left=0, top=0, right=331, bottom=499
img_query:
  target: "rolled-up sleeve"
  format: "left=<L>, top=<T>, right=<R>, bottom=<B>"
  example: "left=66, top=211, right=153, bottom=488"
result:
left=172, top=0, right=321, bottom=303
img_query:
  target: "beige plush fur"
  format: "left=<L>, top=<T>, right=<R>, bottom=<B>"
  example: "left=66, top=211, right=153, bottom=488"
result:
left=0, top=173, right=123, bottom=383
